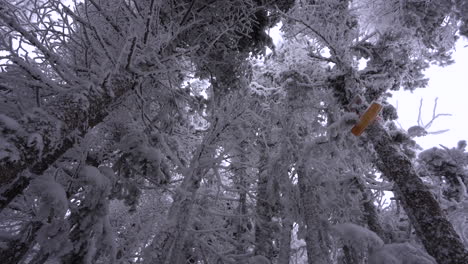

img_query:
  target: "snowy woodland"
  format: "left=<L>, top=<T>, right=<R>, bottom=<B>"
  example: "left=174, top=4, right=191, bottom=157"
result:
left=1, top=0, right=468, bottom=263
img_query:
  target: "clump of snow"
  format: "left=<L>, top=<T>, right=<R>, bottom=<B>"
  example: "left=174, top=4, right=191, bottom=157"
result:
left=77, top=166, right=112, bottom=213
left=247, top=255, right=270, bottom=264
left=0, top=137, right=20, bottom=162
left=79, top=165, right=110, bottom=193
left=36, top=220, right=73, bottom=257
left=119, top=131, right=147, bottom=152
left=27, top=132, right=44, bottom=157
left=30, top=175, right=73, bottom=256
left=30, top=174, right=69, bottom=219
left=332, top=223, right=436, bottom=264
left=99, top=165, right=116, bottom=183
left=457, top=140, right=466, bottom=150
left=328, top=113, right=359, bottom=138
left=0, top=113, right=22, bottom=132
left=139, top=145, right=162, bottom=164
left=0, top=114, right=24, bottom=162
left=331, top=223, right=384, bottom=253
left=382, top=104, right=398, bottom=121
left=369, top=242, right=436, bottom=264
left=407, top=126, right=428, bottom=137
left=68, top=165, right=116, bottom=262
left=419, top=147, right=449, bottom=167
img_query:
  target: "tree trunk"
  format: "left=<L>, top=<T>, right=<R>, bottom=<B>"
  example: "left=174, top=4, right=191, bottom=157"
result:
left=146, top=168, right=203, bottom=264
left=329, top=37, right=468, bottom=262
left=277, top=218, right=293, bottom=264
left=254, top=150, right=276, bottom=260
left=233, top=142, right=249, bottom=254
left=0, top=70, right=137, bottom=213
left=144, top=135, right=216, bottom=264
left=367, top=122, right=468, bottom=264
left=352, top=177, right=390, bottom=243
left=277, top=147, right=294, bottom=264
left=297, top=166, right=332, bottom=264
left=341, top=245, right=359, bottom=264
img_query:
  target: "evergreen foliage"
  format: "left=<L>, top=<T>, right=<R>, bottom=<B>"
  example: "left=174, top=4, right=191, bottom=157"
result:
left=0, top=0, right=467, bottom=263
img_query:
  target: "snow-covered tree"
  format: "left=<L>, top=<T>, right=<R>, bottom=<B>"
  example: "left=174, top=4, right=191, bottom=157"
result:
left=1, top=0, right=467, bottom=263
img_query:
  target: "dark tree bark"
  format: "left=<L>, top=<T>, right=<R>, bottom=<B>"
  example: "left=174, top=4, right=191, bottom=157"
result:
left=0, top=71, right=137, bottom=213
left=367, top=122, right=468, bottom=264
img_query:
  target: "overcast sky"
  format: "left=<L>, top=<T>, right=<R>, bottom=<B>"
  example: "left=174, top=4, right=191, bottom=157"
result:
left=390, top=38, right=468, bottom=150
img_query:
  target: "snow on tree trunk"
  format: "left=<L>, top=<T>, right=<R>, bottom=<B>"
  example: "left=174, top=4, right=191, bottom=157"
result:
left=367, top=122, right=468, bottom=264
left=276, top=144, right=295, bottom=264
left=352, top=176, right=390, bottom=243
left=60, top=166, right=114, bottom=264
left=277, top=218, right=293, bottom=264
left=144, top=126, right=221, bottom=264
left=277, top=173, right=294, bottom=264
left=144, top=166, right=204, bottom=264
left=233, top=141, right=249, bottom=254
left=297, top=166, right=332, bottom=264
left=0, top=70, right=138, bottom=213
left=254, top=147, right=276, bottom=260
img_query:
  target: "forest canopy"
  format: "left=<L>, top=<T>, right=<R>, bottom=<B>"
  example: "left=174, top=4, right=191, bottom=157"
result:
left=0, top=0, right=468, bottom=263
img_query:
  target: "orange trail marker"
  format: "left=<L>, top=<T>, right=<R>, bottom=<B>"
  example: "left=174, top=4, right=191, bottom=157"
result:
left=351, top=102, right=383, bottom=136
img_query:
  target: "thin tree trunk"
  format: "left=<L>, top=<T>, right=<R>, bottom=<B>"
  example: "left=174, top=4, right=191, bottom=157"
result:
left=144, top=138, right=214, bottom=264
left=352, top=177, right=390, bottom=243
left=233, top=142, right=249, bottom=254
left=254, top=148, right=276, bottom=260
left=277, top=219, right=293, bottom=264
left=297, top=166, right=332, bottom=264
left=277, top=146, right=294, bottom=264
left=235, top=184, right=248, bottom=253
left=158, top=168, right=203, bottom=264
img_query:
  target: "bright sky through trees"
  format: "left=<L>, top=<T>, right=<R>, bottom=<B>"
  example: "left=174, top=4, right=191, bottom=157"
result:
left=391, top=38, right=468, bottom=149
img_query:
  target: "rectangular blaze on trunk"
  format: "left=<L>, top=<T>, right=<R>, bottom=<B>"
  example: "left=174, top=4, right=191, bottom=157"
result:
left=351, top=102, right=382, bottom=136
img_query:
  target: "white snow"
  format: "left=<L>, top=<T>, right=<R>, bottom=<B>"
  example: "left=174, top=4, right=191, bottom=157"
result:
left=331, top=223, right=384, bottom=253
left=369, top=243, right=436, bottom=264
left=332, top=223, right=436, bottom=264
left=79, top=165, right=110, bottom=192
left=30, top=174, right=69, bottom=219
left=0, top=114, right=22, bottom=132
